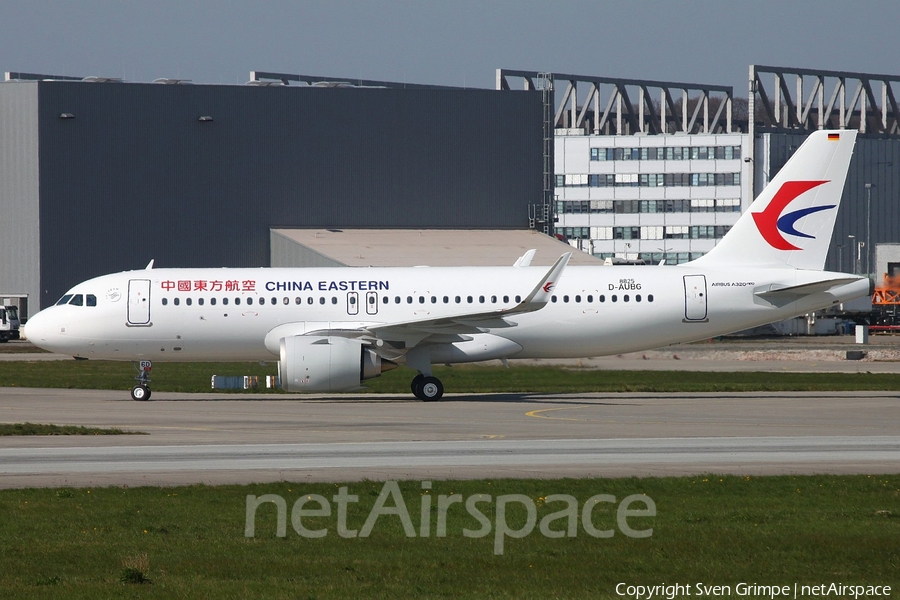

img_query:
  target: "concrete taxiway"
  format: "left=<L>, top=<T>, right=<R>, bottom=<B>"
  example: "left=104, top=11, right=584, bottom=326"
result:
left=0, top=387, right=898, bottom=488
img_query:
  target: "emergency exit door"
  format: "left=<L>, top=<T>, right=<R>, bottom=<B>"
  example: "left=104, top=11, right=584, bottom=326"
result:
left=683, top=275, right=708, bottom=321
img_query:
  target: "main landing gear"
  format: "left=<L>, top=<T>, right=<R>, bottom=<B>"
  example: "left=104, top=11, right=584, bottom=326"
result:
left=131, top=360, right=153, bottom=401
left=410, top=373, right=444, bottom=401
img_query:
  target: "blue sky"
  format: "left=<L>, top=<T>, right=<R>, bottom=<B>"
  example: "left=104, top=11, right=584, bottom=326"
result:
left=2, top=1, right=896, bottom=96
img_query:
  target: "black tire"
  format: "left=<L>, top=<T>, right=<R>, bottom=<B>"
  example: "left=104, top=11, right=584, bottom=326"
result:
left=410, top=374, right=424, bottom=396
left=131, top=385, right=151, bottom=401
left=418, top=376, right=443, bottom=402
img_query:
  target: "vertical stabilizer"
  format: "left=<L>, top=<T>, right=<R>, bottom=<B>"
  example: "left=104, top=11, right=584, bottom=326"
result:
left=692, top=130, right=857, bottom=270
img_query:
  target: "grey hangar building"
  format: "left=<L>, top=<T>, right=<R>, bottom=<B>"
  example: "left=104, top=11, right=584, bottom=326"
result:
left=2, top=67, right=900, bottom=318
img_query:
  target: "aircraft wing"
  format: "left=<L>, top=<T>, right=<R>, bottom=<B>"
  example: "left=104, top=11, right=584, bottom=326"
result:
left=305, top=253, right=571, bottom=347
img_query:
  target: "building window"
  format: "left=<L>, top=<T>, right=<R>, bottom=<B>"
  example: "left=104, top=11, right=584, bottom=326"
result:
left=613, top=227, right=641, bottom=240
left=588, top=144, right=741, bottom=163
left=557, top=172, right=740, bottom=188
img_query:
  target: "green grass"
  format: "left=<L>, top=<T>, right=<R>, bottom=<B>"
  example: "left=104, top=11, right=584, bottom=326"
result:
left=0, top=475, right=897, bottom=598
left=0, top=422, right=140, bottom=436
left=1, top=360, right=900, bottom=394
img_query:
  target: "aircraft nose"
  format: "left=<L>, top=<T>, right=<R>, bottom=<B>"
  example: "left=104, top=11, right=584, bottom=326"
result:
left=22, top=309, right=60, bottom=349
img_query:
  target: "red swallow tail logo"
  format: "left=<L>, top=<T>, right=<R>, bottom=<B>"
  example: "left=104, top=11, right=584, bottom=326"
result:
left=542, top=282, right=554, bottom=293
left=751, top=180, right=833, bottom=250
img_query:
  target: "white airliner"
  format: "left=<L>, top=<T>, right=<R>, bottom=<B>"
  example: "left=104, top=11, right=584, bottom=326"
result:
left=25, top=130, right=870, bottom=401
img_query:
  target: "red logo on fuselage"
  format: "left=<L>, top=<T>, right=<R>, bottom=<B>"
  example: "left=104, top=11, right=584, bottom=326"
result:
left=751, top=180, right=833, bottom=250
left=542, top=282, right=554, bottom=293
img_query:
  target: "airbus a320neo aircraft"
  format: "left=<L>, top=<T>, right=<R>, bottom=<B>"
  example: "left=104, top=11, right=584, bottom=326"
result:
left=26, top=130, right=870, bottom=401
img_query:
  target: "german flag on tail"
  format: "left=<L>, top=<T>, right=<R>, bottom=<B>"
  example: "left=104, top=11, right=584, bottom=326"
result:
left=828, top=133, right=840, bottom=140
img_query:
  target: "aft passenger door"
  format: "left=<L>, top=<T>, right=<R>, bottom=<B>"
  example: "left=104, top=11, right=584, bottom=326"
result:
left=683, top=275, right=708, bottom=322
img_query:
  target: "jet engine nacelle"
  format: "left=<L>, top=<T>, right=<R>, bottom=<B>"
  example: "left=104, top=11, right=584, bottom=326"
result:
left=279, top=335, right=383, bottom=392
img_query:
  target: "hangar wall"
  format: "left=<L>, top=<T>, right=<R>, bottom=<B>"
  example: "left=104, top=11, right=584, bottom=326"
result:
left=11, top=80, right=542, bottom=309
left=0, top=83, right=40, bottom=314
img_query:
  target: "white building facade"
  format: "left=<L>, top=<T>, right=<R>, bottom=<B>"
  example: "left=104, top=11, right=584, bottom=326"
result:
left=554, top=131, right=752, bottom=264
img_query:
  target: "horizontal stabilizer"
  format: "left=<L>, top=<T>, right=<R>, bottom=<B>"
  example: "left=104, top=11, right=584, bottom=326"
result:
left=754, top=277, right=861, bottom=299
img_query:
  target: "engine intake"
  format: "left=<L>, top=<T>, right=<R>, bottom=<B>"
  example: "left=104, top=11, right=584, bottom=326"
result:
left=279, top=336, right=386, bottom=392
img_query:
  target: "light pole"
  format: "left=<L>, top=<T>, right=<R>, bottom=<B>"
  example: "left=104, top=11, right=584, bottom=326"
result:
left=857, top=241, right=865, bottom=276
left=848, top=235, right=856, bottom=274
left=836, top=244, right=843, bottom=274
left=864, top=183, right=873, bottom=276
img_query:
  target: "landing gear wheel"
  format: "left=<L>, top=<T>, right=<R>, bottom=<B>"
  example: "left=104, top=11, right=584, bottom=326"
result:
left=131, top=360, right=152, bottom=401
left=131, top=385, right=151, bottom=402
left=414, top=376, right=443, bottom=402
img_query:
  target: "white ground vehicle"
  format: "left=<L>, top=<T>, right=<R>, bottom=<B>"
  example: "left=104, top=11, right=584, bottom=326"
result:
left=0, top=305, right=20, bottom=342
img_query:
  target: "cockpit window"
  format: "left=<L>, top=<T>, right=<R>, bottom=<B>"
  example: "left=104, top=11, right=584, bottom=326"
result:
left=86, top=294, right=97, bottom=307
left=56, top=294, right=74, bottom=306
left=68, top=294, right=84, bottom=306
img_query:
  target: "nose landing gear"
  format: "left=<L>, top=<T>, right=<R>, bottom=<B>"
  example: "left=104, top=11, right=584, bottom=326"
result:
left=131, top=360, right=152, bottom=401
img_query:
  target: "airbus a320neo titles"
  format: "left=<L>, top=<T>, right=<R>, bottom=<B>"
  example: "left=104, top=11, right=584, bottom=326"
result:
left=26, top=130, right=871, bottom=401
